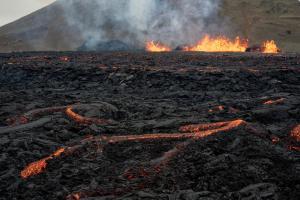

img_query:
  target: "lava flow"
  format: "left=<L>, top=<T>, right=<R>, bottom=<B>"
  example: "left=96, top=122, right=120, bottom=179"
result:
left=65, top=106, right=111, bottom=125
left=20, top=119, right=245, bottom=180
left=145, top=41, right=171, bottom=52
left=20, top=148, right=65, bottom=179
left=67, top=119, right=246, bottom=200
left=183, top=35, right=248, bottom=52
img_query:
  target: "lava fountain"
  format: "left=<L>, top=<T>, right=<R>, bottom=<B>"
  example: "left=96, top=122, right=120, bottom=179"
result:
left=183, top=35, right=248, bottom=52
left=145, top=41, right=171, bottom=52
left=262, top=40, right=280, bottom=53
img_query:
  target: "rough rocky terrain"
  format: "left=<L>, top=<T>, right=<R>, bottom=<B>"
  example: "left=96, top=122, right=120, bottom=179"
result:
left=0, top=52, right=299, bottom=200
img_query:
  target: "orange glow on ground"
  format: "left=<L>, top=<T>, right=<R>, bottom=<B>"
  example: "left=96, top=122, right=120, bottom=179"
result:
left=179, top=119, right=246, bottom=138
left=65, top=107, right=111, bottom=125
left=20, top=120, right=246, bottom=179
left=21, top=148, right=65, bottom=179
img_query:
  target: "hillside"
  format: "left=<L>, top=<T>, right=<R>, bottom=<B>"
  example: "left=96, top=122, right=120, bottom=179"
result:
left=0, top=0, right=299, bottom=52
left=221, top=0, right=300, bottom=52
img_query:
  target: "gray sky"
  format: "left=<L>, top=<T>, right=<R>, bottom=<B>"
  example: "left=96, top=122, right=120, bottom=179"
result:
left=0, top=0, right=56, bottom=27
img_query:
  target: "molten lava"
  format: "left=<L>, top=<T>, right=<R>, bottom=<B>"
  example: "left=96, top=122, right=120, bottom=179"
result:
left=262, top=40, right=280, bottom=54
left=146, top=41, right=171, bottom=52
left=179, top=119, right=246, bottom=138
left=65, top=107, right=111, bottom=125
left=183, top=35, right=248, bottom=52
left=21, top=148, right=65, bottom=179
left=20, top=159, right=48, bottom=179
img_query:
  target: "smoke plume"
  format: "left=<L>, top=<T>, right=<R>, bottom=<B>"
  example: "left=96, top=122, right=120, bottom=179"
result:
left=59, top=0, right=222, bottom=49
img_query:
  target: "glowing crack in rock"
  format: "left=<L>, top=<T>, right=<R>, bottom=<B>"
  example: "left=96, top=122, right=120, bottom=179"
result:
left=65, top=106, right=112, bottom=125
left=179, top=120, right=246, bottom=137
left=66, top=119, right=247, bottom=200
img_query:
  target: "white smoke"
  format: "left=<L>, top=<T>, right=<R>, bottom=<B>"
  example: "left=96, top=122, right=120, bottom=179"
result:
left=58, top=0, right=222, bottom=49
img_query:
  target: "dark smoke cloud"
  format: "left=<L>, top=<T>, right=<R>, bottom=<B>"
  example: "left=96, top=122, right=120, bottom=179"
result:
left=59, top=0, right=222, bottom=49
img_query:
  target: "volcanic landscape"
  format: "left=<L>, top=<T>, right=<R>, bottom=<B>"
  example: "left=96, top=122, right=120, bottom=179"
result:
left=0, top=51, right=300, bottom=200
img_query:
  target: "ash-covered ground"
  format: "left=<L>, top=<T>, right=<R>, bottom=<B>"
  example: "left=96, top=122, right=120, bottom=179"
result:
left=0, top=52, right=299, bottom=200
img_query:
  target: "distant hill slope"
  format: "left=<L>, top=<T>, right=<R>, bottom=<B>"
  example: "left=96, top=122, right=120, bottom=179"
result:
left=0, top=0, right=299, bottom=52
left=221, top=0, right=300, bottom=53
left=0, top=1, right=83, bottom=52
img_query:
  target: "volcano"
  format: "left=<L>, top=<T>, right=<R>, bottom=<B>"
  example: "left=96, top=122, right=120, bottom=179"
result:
left=0, top=0, right=300, bottom=52
left=0, top=1, right=300, bottom=200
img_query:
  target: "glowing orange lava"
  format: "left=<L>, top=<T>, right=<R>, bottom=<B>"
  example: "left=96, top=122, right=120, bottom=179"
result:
left=20, top=119, right=246, bottom=180
left=262, top=40, right=280, bottom=54
left=66, top=119, right=246, bottom=200
left=21, top=148, right=65, bottom=179
left=20, top=159, right=48, bottom=179
left=146, top=41, right=171, bottom=52
left=183, top=35, right=248, bottom=52
left=65, top=107, right=111, bottom=125
left=179, top=119, right=246, bottom=138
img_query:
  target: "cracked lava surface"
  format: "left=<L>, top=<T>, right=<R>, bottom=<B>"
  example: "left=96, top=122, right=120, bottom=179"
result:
left=0, top=52, right=299, bottom=200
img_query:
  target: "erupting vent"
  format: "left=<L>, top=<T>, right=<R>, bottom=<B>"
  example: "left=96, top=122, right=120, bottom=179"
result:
left=146, top=35, right=280, bottom=53
left=262, top=40, right=281, bottom=54
left=183, top=35, right=248, bottom=52
left=145, top=41, right=171, bottom=52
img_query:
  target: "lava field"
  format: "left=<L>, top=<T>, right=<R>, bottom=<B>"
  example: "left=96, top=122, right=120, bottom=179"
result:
left=0, top=52, right=299, bottom=200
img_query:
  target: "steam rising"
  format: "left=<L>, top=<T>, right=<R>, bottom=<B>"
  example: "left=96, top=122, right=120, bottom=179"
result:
left=59, top=0, right=221, bottom=49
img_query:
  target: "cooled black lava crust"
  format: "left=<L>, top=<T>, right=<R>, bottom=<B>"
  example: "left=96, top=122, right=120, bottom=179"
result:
left=0, top=52, right=299, bottom=200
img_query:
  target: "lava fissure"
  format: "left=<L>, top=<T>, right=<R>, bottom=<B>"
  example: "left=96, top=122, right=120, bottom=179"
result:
left=146, top=35, right=280, bottom=53
left=20, top=119, right=246, bottom=181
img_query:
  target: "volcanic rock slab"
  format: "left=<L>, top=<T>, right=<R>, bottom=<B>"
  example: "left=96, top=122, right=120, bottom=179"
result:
left=0, top=52, right=299, bottom=200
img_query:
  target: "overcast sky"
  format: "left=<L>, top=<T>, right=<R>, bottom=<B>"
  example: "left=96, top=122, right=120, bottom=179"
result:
left=0, top=0, right=56, bottom=27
